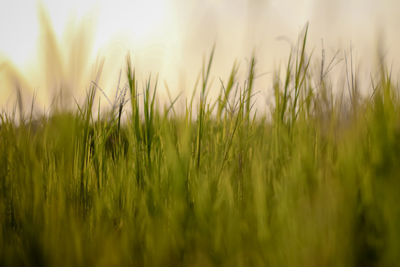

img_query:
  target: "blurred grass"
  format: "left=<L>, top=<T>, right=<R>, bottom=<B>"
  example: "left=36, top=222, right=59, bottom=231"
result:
left=1, top=25, right=400, bottom=266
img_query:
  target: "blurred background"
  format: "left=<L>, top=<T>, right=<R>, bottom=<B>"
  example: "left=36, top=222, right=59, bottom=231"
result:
left=0, top=0, right=399, bottom=112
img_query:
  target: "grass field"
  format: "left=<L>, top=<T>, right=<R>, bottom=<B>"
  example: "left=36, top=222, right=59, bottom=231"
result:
left=1, top=26, right=400, bottom=266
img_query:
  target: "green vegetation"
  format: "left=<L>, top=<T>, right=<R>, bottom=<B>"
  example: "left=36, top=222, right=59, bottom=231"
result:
left=1, top=26, right=400, bottom=266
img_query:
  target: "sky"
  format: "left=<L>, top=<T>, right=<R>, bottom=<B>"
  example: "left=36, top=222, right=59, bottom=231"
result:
left=0, top=0, right=399, bottom=110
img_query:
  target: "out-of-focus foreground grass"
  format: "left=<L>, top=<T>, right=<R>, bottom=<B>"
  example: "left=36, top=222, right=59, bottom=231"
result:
left=1, top=26, right=400, bottom=267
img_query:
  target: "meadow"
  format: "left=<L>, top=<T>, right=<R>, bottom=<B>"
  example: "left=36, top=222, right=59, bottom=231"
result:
left=1, top=26, right=400, bottom=266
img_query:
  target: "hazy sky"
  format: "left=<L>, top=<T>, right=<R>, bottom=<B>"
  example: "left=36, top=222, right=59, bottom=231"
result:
left=1, top=0, right=399, bottom=108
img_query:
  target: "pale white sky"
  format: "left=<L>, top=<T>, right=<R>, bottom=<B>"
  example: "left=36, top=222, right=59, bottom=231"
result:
left=0, top=0, right=399, bottom=109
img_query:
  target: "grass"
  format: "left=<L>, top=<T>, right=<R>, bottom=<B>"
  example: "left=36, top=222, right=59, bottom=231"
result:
left=1, top=25, right=400, bottom=266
